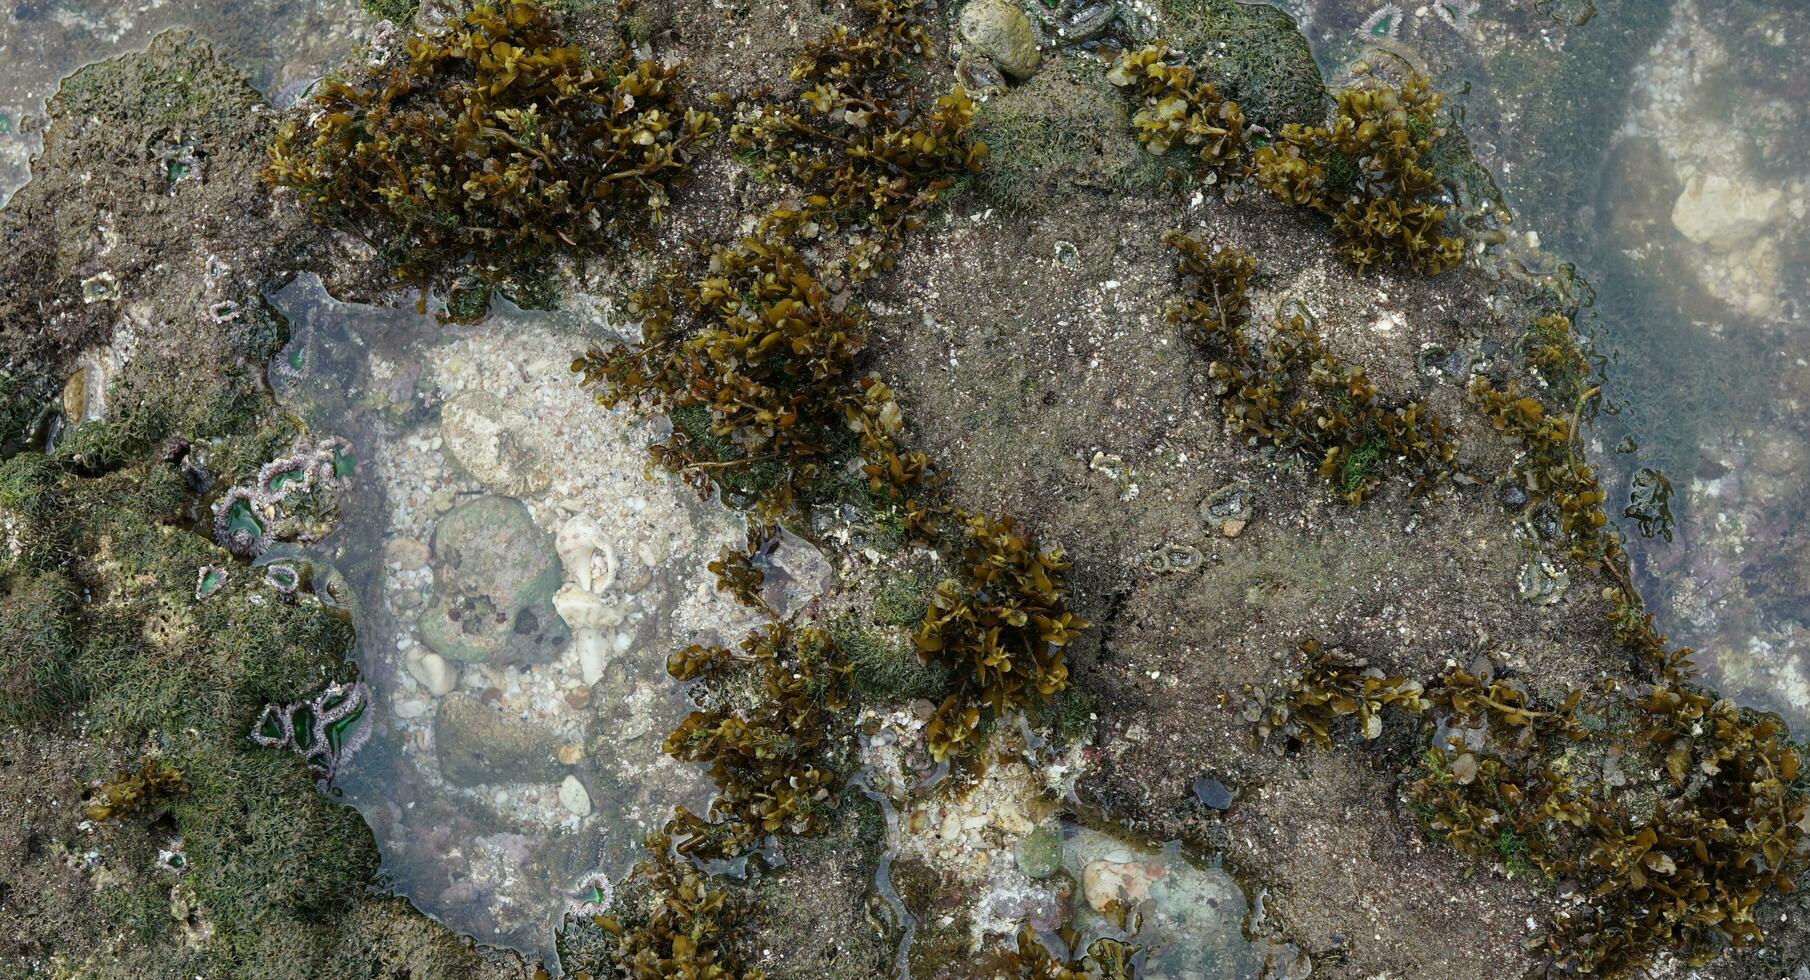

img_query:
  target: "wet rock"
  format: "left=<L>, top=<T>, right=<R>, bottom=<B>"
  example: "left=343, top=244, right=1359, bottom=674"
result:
left=419, top=495, right=566, bottom=664
left=1082, top=858, right=1160, bottom=911
left=432, top=692, right=563, bottom=786
left=1517, top=559, right=1569, bottom=606
left=439, top=390, right=551, bottom=495
left=1670, top=173, right=1781, bottom=248
left=1192, top=776, right=1235, bottom=810
left=960, top=0, right=1040, bottom=80
left=558, top=775, right=592, bottom=817
left=1014, top=822, right=1064, bottom=879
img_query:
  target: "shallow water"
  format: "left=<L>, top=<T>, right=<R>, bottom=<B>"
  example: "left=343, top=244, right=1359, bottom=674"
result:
left=1289, top=0, right=1810, bottom=730
left=0, top=0, right=367, bottom=204
left=264, top=275, right=783, bottom=965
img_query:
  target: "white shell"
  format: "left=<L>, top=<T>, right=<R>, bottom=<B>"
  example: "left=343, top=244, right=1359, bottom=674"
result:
left=406, top=650, right=458, bottom=697
left=576, top=628, right=610, bottom=686
left=553, top=583, right=625, bottom=630
left=555, top=514, right=616, bottom=593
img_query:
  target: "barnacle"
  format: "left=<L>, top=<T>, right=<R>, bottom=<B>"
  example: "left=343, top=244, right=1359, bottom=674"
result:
left=1252, top=72, right=1463, bottom=275
left=1165, top=232, right=1454, bottom=504
left=264, top=0, right=718, bottom=293
left=914, top=512, right=1087, bottom=762
left=1106, top=45, right=1246, bottom=180
left=662, top=621, right=852, bottom=859
left=86, top=757, right=187, bottom=821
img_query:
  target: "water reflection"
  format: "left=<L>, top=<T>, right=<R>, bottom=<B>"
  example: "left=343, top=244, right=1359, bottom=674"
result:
left=265, top=275, right=782, bottom=965
left=1285, top=0, right=1810, bottom=730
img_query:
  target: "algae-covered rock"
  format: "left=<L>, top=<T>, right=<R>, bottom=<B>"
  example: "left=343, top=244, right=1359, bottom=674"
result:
left=419, top=494, right=566, bottom=664
left=432, top=692, right=565, bottom=786
left=1013, top=821, right=1064, bottom=880
left=960, top=0, right=1041, bottom=80
left=969, top=56, right=1162, bottom=212
left=1159, top=0, right=1325, bottom=130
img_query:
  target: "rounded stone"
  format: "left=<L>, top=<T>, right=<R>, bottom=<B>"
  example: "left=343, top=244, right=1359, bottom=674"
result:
left=432, top=692, right=564, bottom=786
left=559, top=775, right=592, bottom=817
left=419, top=495, right=567, bottom=665
left=439, top=390, right=552, bottom=496
left=1014, top=823, right=1064, bottom=880
left=959, top=0, right=1040, bottom=80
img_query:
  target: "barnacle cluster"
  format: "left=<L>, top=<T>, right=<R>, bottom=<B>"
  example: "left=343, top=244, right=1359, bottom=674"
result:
left=913, top=512, right=1087, bottom=761
left=1251, top=72, right=1464, bottom=275
left=661, top=621, right=852, bottom=859
left=1106, top=45, right=1245, bottom=181
left=1165, top=232, right=1455, bottom=503
left=731, top=0, right=986, bottom=267
left=587, top=827, right=767, bottom=979
left=86, top=757, right=187, bottom=821
left=249, top=680, right=373, bottom=782
left=1246, top=639, right=1428, bottom=749
left=264, top=0, right=718, bottom=291
left=210, top=437, right=354, bottom=558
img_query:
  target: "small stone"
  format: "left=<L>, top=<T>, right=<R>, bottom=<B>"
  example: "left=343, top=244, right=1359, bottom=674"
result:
left=407, top=651, right=459, bottom=697
left=1671, top=173, right=1782, bottom=249
left=959, top=0, right=1040, bottom=80
left=1220, top=518, right=1246, bottom=538
left=393, top=698, right=430, bottom=720
left=559, top=775, right=592, bottom=816
left=565, top=686, right=593, bottom=708
left=910, top=698, right=936, bottom=721
left=433, top=693, right=564, bottom=786
left=1014, top=823, right=1063, bottom=880
left=558, top=743, right=585, bottom=766
left=385, top=536, right=430, bottom=570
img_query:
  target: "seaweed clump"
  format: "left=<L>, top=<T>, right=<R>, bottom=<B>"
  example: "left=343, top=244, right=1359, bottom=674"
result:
left=587, top=827, right=768, bottom=979
left=662, top=621, right=852, bottom=859
left=85, top=757, right=187, bottom=821
left=731, top=0, right=986, bottom=269
left=1106, top=45, right=1245, bottom=182
left=1246, top=639, right=1428, bottom=750
left=1165, top=232, right=1455, bottom=503
left=574, top=234, right=871, bottom=518
left=913, top=513, right=1088, bottom=761
left=264, top=0, right=718, bottom=292
left=1252, top=72, right=1463, bottom=275
left=574, top=0, right=979, bottom=520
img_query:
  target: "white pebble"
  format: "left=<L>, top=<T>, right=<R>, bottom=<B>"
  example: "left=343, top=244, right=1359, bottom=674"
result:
left=559, top=775, right=592, bottom=817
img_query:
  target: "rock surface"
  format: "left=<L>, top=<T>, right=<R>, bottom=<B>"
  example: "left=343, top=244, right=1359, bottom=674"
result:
left=419, top=494, right=566, bottom=664
left=959, top=0, right=1040, bottom=80
left=1671, top=173, right=1782, bottom=248
left=432, top=693, right=564, bottom=786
